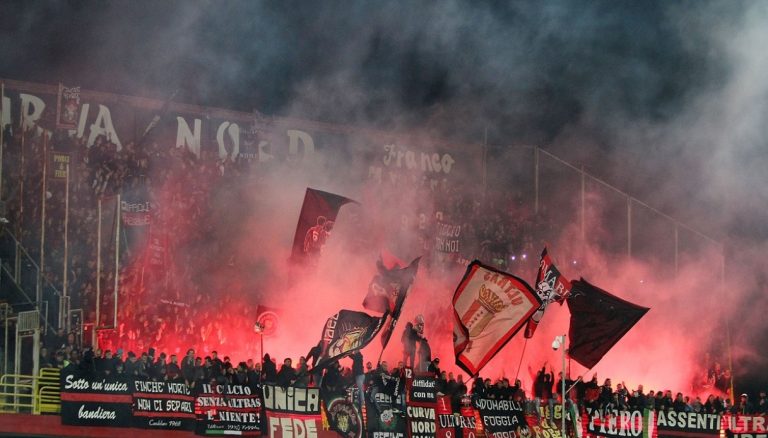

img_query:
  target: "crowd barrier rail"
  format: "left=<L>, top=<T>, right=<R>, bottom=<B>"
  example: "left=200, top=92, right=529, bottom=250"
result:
left=0, top=367, right=60, bottom=414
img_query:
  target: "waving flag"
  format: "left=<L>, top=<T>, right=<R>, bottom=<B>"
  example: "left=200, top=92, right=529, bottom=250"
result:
left=524, top=247, right=572, bottom=338
left=453, top=261, right=540, bottom=376
left=315, top=310, right=385, bottom=370
left=363, top=256, right=421, bottom=350
left=291, top=188, right=355, bottom=265
left=363, top=256, right=420, bottom=314
left=567, top=278, right=649, bottom=369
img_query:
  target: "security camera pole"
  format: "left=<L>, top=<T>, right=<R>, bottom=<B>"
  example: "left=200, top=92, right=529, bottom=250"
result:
left=553, top=334, right=567, bottom=437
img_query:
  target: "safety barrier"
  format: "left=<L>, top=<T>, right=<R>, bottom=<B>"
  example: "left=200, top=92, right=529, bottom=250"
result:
left=36, top=367, right=60, bottom=414
left=0, top=367, right=61, bottom=414
left=0, top=374, right=35, bottom=413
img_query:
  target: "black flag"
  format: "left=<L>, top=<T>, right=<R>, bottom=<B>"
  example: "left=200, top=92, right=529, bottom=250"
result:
left=372, top=257, right=421, bottom=349
left=291, top=188, right=355, bottom=265
left=315, top=310, right=385, bottom=370
left=567, top=278, right=649, bottom=369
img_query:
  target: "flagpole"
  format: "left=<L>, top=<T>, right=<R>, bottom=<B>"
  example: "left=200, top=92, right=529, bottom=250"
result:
left=16, top=130, right=24, bottom=280
left=94, top=197, right=102, bottom=348
left=627, top=196, right=632, bottom=258
left=580, top=165, right=586, bottom=241
left=534, top=147, right=540, bottom=215
left=113, top=193, right=120, bottom=328
left=62, top=163, right=70, bottom=331
left=39, top=131, right=48, bottom=306
left=482, top=125, right=488, bottom=196
left=560, top=334, right=566, bottom=438
left=722, top=252, right=734, bottom=404
left=0, top=81, right=4, bottom=200
left=513, top=337, right=528, bottom=383
left=375, top=311, right=391, bottom=366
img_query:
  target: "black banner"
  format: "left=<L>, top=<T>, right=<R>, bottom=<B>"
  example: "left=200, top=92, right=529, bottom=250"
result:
left=316, top=309, right=385, bottom=370
left=364, top=371, right=406, bottom=438
left=262, top=385, right=322, bottom=438
left=60, top=372, right=132, bottom=427
left=49, top=152, right=71, bottom=180
left=651, top=410, right=720, bottom=438
left=325, top=396, right=363, bottom=438
left=473, top=398, right=529, bottom=438
left=405, top=368, right=437, bottom=438
left=131, top=379, right=195, bottom=430
left=194, top=383, right=263, bottom=436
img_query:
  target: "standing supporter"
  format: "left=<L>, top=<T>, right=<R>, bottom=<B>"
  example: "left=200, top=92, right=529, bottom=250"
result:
left=234, top=362, right=249, bottom=385
left=153, top=353, right=167, bottom=380
left=193, top=357, right=205, bottom=388
left=277, top=358, right=296, bottom=387
left=673, top=392, right=687, bottom=412
left=599, top=378, right=613, bottom=410
left=470, top=377, right=484, bottom=399
left=167, top=354, right=182, bottom=382
left=428, top=358, right=441, bottom=377
left=182, top=349, right=196, bottom=386
left=295, top=356, right=310, bottom=388
left=124, top=352, right=140, bottom=376
left=732, top=393, right=754, bottom=414
left=262, top=354, right=277, bottom=384
left=351, top=352, right=365, bottom=406
left=247, top=362, right=261, bottom=392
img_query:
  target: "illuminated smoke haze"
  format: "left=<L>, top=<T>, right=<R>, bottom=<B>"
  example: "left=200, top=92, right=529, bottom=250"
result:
left=2, top=0, right=768, bottom=394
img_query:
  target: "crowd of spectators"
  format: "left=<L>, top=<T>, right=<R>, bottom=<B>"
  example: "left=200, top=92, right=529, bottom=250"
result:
left=1, top=125, right=550, bottom=362
left=2, top=125, right=762, bottom=420
left=40, top=328, right=768, bottom=418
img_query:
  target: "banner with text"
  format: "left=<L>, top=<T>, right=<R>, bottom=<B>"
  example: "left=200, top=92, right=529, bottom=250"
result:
left=474, top=398, right=529, bottom=438
left=131, top=379, right=195, bottom=430
left=365, top=374, right=406, bottom=438
left=60, top=372, right=132, bottom=427
left=262, top=385, right=322, bottom=438
left=721, top=414, right=768, bottom=438
left=435, top=395, right=478, bottom=438
left=582, top=408, right=646, bottom=438
left=194, top=383, right=263, bottom=436
left=405, top=368, right=437, bottom=438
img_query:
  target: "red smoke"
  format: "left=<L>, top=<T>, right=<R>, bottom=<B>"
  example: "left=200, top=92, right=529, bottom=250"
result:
left=94, top=144, right=730, bottom=404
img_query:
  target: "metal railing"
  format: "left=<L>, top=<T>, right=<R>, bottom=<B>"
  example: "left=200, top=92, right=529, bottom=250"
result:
left=0, top=227, right=61, bottom=333
left=0, top=367, right=61, bottom=414
left=36, top=367, right=60, bottom=414
left=0, top=373, right=35, bottom=413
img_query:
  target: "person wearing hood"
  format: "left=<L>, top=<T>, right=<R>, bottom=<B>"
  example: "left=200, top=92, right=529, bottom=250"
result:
left=262, top=354, right=277, bottom=384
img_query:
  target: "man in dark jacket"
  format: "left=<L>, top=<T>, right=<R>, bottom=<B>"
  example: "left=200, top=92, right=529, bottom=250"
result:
left=182, top=349, right=196, bottom=386
left=277, top=358, right=297, bottom=387
left=262, top=354, right=278, bottom=384
left=401, top=315, right=424, bottom=368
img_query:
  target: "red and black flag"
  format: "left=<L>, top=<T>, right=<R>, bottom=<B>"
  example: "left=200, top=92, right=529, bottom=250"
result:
left=315, top=309, right=385, bottom=370
left=524, top=247, right=572, bottom=338
left=566, top=278, right=649, bottom=369
left=453, top=260, right=541, bottom=376
left=290, top=188, right=355, bottom=265
left=369, top=256, right=421, bottom=350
